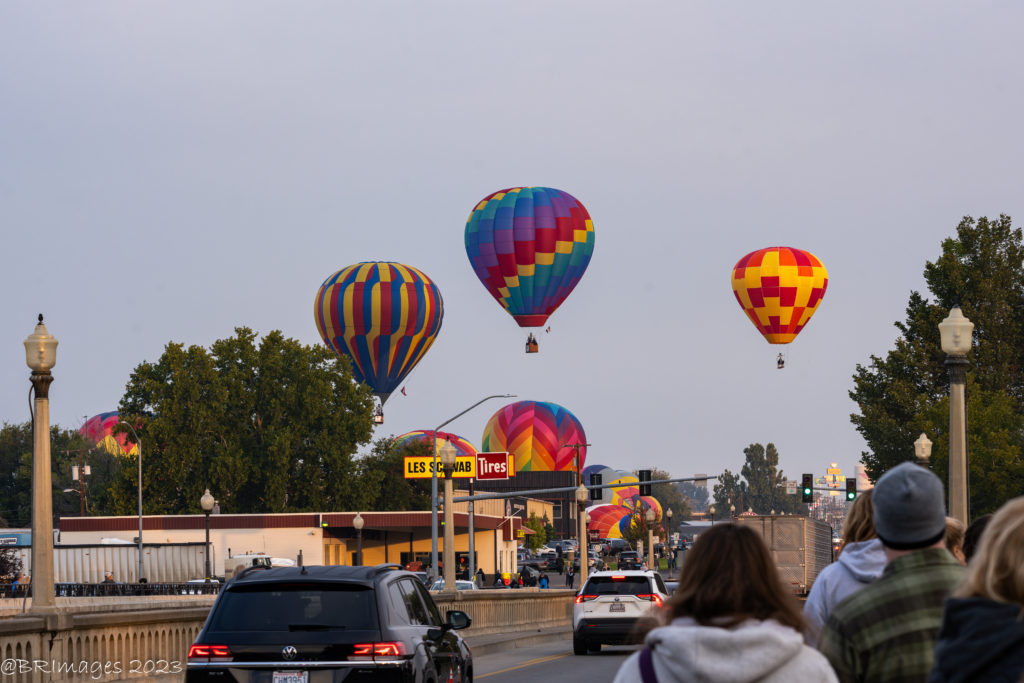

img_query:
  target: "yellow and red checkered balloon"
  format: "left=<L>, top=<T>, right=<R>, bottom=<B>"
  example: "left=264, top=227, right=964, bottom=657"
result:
left=731, top=247, right=828, bottom=344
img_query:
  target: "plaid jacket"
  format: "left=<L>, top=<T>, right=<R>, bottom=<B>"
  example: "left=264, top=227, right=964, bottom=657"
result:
left=819, top=548, right=965, bottom=683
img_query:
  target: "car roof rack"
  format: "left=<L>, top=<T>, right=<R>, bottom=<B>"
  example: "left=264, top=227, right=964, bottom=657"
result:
left=368, top=563, right=403, bottom=578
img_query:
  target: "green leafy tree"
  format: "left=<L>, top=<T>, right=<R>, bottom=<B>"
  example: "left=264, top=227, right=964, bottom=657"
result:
left=740, top=443, right=801, bottom=514
left=352, top=436, right=434, bottom=512
left=850, top=215, right=1024, bottom=515
left=644, top=468, right=692, bottom=521
left=110, top=328, right=376, bottom=515
left=523, top=512, right=548, bottom=551
left=712, top=468, right=747, bottom=513
left=0, top=547, right=22, bottom=581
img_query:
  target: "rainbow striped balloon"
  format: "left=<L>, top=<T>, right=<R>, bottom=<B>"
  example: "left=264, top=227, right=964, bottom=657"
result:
left=480, top=400, right=586, bottom=472
left=465, top=187, right=595, bottom=329
left=392, top=430, right=478, bottom=458
left=314, top=262, right=443, bottom=404
left=80, top=411, right=138, bottom=457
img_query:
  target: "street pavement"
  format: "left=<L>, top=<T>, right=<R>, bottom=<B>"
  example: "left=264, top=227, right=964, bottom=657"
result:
left=473, top=634, right=635, bottom=682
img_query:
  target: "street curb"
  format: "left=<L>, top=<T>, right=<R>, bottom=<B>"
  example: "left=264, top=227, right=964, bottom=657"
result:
left=466, top=626, right=573, bottom=656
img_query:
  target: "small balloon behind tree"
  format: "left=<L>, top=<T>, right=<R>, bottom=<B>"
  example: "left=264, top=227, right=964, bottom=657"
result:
left=80, top=411, right=138, bottom=456
left=464, top=187, right=595, bottom=352
left=314, top=262, right=444, bottom=421
left=480, top=400, right=586, bottom=472
left=392, top=430, right=478, bottom=458
left=730, top=247, right=828, bottom=353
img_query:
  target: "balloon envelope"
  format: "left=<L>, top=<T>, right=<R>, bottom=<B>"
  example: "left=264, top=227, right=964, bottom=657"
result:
left=314, top=262, right=444, bottom=404
left=392, top=430, right=478, bottom=458
left=731, top=247, right=828, bottom=344
left=80, top=411, right=137, bottom=456
left=465, top=187, right=595, bottom=328
left=480, top=400, right=586, bottom=472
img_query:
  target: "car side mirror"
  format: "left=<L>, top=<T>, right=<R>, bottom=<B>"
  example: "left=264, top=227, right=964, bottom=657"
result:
left=446, top=610, right=471, bottom=631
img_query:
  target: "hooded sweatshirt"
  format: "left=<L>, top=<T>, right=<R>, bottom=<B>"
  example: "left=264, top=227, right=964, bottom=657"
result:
left=929, top=597, right=1024, bottom=683
left=612, top=617, right=838, bottom=683
left=803, top=538, right=886, bottom=647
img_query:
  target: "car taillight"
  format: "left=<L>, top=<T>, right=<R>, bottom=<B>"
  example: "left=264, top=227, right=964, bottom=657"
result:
left=636, top=594, right=663, bottom=606
left=611, top=575, right=626, bottom=581
left=188, top=644, right=233, bottom=662
left=574, top=594, right=597, bottom=603
left=350, top=642, right=408, bottom=661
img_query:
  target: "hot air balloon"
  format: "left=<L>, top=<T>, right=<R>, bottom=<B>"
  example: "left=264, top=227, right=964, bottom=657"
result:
left=80, top=411, right=138, bottom=456
left=465, top=187, right=595, bottom=352
left=392, top=430, right=478, bottom=458
left=586, top=504, right=633, bottom=539
left=582, top=465, right=641, bottom=507
left=731, top=247, right=828, bottom=360
left=314, top=262, right=443, bottom=421
left=480, top=400, right=586, bottom=472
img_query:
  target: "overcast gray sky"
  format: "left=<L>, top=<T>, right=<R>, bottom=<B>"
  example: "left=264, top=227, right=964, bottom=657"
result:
left=3, top=2, right=1022, bottom=489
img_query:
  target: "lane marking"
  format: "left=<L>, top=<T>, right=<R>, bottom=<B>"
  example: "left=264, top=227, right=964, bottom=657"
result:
left=476, top=652, right=571, bottom=679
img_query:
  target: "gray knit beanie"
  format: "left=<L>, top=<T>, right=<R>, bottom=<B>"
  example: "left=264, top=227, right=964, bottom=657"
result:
left=872, top=462, right=947, bottom=550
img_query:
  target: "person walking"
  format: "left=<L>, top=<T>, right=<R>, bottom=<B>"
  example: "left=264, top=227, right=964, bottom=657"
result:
left=818, top=463, right=965, bottom=682
left=475, top=567, right=485, bottom=587
left=612, top=523, right=837, bottom=682
left=566, top=561, right=575, bottom=588
left=803, top=490, right=886, bottom=647
left=930, top=496, right=1024, bottom=682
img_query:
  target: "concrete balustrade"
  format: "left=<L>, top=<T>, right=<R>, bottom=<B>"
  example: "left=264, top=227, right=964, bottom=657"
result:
left=0, top=589, right=575, bottom=681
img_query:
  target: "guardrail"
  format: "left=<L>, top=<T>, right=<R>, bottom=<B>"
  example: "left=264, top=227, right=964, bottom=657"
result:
left=1, top=583, right=222, bottom=599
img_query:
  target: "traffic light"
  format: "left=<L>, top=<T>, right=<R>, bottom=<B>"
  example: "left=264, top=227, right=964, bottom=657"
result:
left=638, top=469, right=652, bottom=496
left=801, top=473, right=813, bottom=503
left=846, top=477, right=857, bottom=501
left=589, top=473, right=603, bottom=501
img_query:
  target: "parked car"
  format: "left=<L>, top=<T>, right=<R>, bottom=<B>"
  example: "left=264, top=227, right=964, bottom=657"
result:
left=616, top=551, right=642, bottom=570
left=186, top=563, right=473, bottom=682
left=599, top=538, right=631, bottom=556
left=428, top=579, right=478, bottom=591
left=572, top=570, right=670, bottom=655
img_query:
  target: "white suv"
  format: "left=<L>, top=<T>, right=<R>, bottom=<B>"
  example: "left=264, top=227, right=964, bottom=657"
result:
left=572, top=570, right=670, bottom=655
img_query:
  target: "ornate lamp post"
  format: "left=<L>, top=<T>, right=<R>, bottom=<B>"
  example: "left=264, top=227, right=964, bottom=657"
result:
left=645, top=507, right=656, bottom=569
left=201, top=489, right=215, bottom=580
left=729, top=503, right=736, bottom=518
left=353, top=512, right=364, bottom=566
left=709, top=504, right=716, bottom=524
left=914, top=432, right=932, bottom=468
left=575, top=484, right=589, bottom=585
left=24, top=315, right=58, bottom=613
left=939, top=306, right=974, bottom=523
left=440, top=441, right=458, bottom=590
left=119, top=418, right=145, bottom=582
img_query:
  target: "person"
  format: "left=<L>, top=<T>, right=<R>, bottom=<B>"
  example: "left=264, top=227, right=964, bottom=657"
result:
left=961, top=513, right=992, bottom=562
left=612, top=523, right=837, bottom=682
left=102, top=570, right=115, bottom=584
left=475, top=567, right=485, bottom=587
left=929, top=496, right=1024, bottom=682
left=819, top=463, right=965, bottom=682
left=803, top=489, right=886, bottom=647
left=494, top=573, right=505, bottom=587
left=566, top=562, right=575, bottom=588
left=538, top=572, right=549, bottom=589
left=945, top=517, right=966, bottom=564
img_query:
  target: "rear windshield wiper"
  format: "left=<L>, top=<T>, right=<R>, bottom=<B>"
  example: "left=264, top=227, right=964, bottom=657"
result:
left=287, top=623, right=337, bottom=631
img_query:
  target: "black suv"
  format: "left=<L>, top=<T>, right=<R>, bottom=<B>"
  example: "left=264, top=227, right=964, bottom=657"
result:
left=616, top=551, right=642, bottom=570
left=186, top=563, right=472, bottom=683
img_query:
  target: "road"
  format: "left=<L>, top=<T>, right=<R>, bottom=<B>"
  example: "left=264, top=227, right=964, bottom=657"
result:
left=474, top=637, right=637, bottom=683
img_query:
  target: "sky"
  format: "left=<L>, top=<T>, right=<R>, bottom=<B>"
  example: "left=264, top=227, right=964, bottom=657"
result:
left=2, top=2, right=1022, bottom=492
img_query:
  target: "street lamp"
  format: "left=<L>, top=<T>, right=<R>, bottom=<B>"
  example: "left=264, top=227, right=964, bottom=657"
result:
left=353, top=512, right=364, bottom=566
left=730, top=503, right=736, bottom=518
left=939, top=305, right=974, bottom=523
left=200, top=489, right=214, bottom=580
left=645, top=507, right=656, bottom=569
left=24, top=315, right=58, bottom=613
left=440, top=441, right=458, bottom=590
left=430, top=395, right=514, bottom=580
left=709, top=504, right=716, bottom=524
left=914, top=432, right=933, bottom=468
left=575, top=484, right=589, bottom=585
left=119, top=418, right=145, bottom=582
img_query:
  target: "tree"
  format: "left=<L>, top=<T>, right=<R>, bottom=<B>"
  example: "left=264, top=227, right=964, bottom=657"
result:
left=740, top=443, right=801, bottom=514
left=523, top=512, right=548, bottom=551
left=645, top=468, right=692, bottom=521
left=111, top=328, right=376, bottom=515
left=712, top=468, right=747, bottom=513
left=353, top=436, right=434, bottom=512
left=850, top=215, right=1024, bottom=515
left=0, top=547, right=21, bottom=581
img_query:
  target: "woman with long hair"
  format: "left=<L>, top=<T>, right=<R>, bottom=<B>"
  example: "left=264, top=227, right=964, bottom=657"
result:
left=613, top=523, right=837, bottom=682
left=803, top=489, right=886, bottom=646
left=930, top=497, right=1024, bottom=682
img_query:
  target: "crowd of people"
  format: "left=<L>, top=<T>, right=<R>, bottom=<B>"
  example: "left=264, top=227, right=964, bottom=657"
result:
left=613, top=462, right=1024, bottom=682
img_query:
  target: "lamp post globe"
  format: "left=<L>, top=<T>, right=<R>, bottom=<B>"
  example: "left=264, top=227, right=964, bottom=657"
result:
left=939, top=306, right=974, bottom=523
left=353, top=512, right=364, bottom=566
left=914, top=432, right=933, bottom=467
left=709, top=504, right=716, bottom=523
left=201, top=489, right=215, bottom=580
left=24, top=315, right=58, bottom=613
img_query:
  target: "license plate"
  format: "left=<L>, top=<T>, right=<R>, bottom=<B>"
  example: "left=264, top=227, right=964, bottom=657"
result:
left=273, top=672, right=308, bottom=683
left=610, top=603, right=625, bottom=612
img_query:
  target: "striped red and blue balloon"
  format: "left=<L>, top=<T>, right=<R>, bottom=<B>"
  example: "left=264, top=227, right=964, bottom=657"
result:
left=480, top=400, right=586, bottom=472
left=465, top=187, right=595, bottom=328
left=80, top=411, right=138, bottom=456
left=314, top=262, right=444, bottom=404
left=392, top=430, right=478, bottom=458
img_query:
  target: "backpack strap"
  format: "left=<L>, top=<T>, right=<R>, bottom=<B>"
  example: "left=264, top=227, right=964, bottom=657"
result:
left=638, top=646, right=658, bottom=683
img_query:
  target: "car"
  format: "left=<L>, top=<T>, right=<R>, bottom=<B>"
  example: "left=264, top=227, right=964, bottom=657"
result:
left=572, top=570, right=670, bottom=655
left=616, top=551, right=642, bottom=570
left=599, top=538, right=631, bottom=556
left=186, top=563, right=473, bottom=683
left=427, top=579, right=478, bottom=591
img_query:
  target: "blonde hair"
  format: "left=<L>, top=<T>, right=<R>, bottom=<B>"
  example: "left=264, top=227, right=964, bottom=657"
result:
left=955, top=497, right=1024, bottom=605
left=842, top=489, right=875, bottom=546
left=945, top=517, right=965, bottom=554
